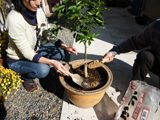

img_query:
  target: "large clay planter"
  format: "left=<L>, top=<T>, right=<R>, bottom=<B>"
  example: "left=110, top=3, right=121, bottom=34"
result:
left=59, top=59, right=113, bottom=108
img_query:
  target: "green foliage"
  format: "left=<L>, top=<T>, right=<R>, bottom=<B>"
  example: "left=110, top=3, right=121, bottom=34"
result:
left=53, top=0, right=109, bottom=45
left=51, top=21, right=62, bottom=36
left=52, top=0, right=109, bottom=77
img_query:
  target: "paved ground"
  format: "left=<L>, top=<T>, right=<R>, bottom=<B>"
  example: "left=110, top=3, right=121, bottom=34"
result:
left=60, top=6, right=160, bottom=120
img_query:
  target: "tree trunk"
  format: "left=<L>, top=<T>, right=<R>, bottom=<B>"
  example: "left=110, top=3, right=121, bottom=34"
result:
left=84, top=40, right=88, bottom=77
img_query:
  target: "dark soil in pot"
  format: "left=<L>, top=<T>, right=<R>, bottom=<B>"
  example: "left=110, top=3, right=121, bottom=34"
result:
left=64, top=64, right=108, bottom=91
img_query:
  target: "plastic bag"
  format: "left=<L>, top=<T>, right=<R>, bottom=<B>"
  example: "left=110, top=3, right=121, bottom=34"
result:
left=114, top=80, right=160, bottom=120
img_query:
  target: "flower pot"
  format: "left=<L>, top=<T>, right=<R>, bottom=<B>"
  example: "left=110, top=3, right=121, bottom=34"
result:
left=0, top=58, right=8, bottom=68
left=0, top=59, right=3, bottom=66
left=59, top=59, right=113, bottom=108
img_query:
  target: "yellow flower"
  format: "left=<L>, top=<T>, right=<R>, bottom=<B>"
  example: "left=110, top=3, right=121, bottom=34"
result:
left=3, top=86, right=6, bottom=89
left=0, top=65, right=22, bottom=100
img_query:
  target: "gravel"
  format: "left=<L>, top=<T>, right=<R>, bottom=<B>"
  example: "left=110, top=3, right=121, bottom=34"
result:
left=0, top=68, right=64, bottom=120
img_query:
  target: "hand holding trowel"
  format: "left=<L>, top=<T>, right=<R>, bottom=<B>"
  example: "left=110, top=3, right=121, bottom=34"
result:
left=88, top=55, right=114, bottom=69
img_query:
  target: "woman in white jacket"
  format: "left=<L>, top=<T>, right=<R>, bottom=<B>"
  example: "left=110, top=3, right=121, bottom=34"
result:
left=6, top=0, right=77, bottom=92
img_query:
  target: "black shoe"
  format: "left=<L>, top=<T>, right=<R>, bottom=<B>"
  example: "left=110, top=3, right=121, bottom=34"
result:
left=23, top=80, right=38, bottom=92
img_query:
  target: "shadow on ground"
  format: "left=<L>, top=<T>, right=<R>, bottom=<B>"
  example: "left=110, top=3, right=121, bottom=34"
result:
left=72, top=52, right=159, bottom=104
left=0, top=102, right=6, bottom=120
left=39, top=68, right=64, bottom=100
left=94, top=93, right=118, bottom=120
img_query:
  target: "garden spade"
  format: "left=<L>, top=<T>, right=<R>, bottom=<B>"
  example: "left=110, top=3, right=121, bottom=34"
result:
left=65, top=70, right=88, bottom=88
left=88, top=57, right=110, bottom=69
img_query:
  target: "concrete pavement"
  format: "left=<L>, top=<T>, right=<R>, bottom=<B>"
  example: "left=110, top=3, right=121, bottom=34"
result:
left=60, top=7, right=160, bottom=120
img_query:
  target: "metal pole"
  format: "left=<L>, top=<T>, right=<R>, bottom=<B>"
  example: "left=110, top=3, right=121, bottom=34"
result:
left=1, top=7, right=5, bottom=22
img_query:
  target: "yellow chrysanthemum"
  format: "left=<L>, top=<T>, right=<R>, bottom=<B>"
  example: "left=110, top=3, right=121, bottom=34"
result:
left=3, top=86, right=6, bottom=89
left=0, top=64, right=22, bottom=100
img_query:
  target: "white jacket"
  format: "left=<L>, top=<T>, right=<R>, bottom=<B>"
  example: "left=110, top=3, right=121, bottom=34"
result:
left=6, top=7, right=59, bottom=61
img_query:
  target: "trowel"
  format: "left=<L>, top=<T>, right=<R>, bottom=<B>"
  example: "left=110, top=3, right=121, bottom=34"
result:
left=65, top=70, right=88, bottom=88
left=88, top=57, right=110, bottom=69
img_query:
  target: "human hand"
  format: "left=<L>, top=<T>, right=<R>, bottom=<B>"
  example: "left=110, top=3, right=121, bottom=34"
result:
left=65, top=46, right=77, bottom=55
left=60, top=44, right=77, bottom=55
left=51, top=60, right=69, bottom=76
left=102, top=52, right=114, bottom=63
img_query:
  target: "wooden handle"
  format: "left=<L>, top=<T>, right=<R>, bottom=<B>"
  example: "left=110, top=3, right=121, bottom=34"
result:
left=65, top=70, right=72, bottom=76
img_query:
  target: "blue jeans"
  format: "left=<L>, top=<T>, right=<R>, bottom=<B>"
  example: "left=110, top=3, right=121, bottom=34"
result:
left=7, top=42, right=66, bottom=80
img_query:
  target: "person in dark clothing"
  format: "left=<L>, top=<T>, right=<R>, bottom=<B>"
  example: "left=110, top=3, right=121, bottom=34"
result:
left=102, top=19, right=160, bottom=81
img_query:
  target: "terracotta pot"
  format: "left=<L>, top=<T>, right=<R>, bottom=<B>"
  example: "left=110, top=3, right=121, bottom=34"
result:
left=0, top=59, right=3, bottom=66
left=59, top=59, right=113, bottom=108
left=0, top=95, right=5, bottom=105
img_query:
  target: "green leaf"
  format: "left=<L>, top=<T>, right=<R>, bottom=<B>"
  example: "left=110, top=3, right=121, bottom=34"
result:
left=102, top=7, right=110, bottom=11
left=79, top=40, right=84, bottom=43
left=53, top=21, right=57, bottom=24
left=96, top=11, right=99, bottom=16
left=69, top=14, right=79, bottom=20
left=77, top=1, right=83, bottom=5
left=92, top=26, right=97, bottom=29
left=68, top=5, right=77, bottom=10
left=99, top=25, right=105, bottom=29
left=63, top=0, right=69, bottom=4
left=77, top=6, right=82, bottom=10
left=93, top=2, right=99, bottom=6
left=88, top=40, right=91, bottom=46
left=92, top=33, right=100, bottom=38
left=58, top=9, right=62, bottom=18
left=54, top=31, right=58, bottom=36
left=95, top=18, right=103, bottom=23
left=87, top=11, right=93, bottom=15
left=54, top=5, right=65, bottom=11
left=77, top=34, right=86, bottom=40
left=81, top=29, right=90, bottom=35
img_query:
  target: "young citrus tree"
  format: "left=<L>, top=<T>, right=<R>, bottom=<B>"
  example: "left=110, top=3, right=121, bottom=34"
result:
left=52, top=0, right=108, bottom=77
